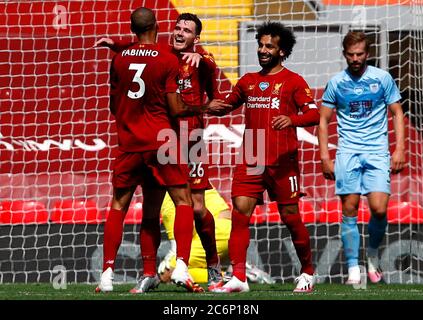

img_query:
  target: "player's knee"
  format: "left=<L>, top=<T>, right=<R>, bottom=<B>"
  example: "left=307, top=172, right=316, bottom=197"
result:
left=370, top=209, right=387, bottom=220
left=232, top=202, right=253, bottom=216
left=191, top=196, right=206, bottom=217
left=232, top=196, right=257, bottom=216
left=110, top=201, right=129, bottom=213
left=171, top=195, right=193, bottom=207
left=342, top=203, right=359, bottom=216
left=278, top=204, right=298, bottom=215
left=193, top=205, right=206, bottom=218
left=176, top=197, right=193, bottom=207
left=342, top=210, right=358, bottom=217
left=168, top=187, right=193, bottom=207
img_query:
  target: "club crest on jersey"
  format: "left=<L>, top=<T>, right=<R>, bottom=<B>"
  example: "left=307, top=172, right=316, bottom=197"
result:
left=369, top=83, right=379, bottom=93
left=305, top=88, right=313, bottom=98
left=272, top=83, right=282, bottom=94
left=259, top=82, right=269, bottom=91
left=181, top=64, right=191, bottom=77
left=354, top=87, right=364, bottom=95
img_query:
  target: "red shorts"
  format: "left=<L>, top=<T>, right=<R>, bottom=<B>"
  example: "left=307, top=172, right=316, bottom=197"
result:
left=185, top=137, right=212, bottom=191
left=187, top=160, right=212, bottom=190
left=112, top=150, right=188, bottom=188
left=231, top=153, right=301, bottom=205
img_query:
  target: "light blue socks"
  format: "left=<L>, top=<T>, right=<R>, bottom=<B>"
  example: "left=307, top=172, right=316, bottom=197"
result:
left=341, top=215, right=360, bottom=268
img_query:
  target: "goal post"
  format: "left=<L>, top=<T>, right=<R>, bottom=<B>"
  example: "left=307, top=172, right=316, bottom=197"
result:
left=0, top=0, right=422, bottom=284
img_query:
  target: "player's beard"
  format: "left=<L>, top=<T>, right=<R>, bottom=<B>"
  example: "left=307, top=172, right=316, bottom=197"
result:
left=348, top=60, right=366, bottom=76
left=258, top=52, right=280, bottom=69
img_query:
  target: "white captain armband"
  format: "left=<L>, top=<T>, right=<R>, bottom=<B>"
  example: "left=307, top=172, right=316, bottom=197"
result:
left=305, top=103, right=317, bottom=109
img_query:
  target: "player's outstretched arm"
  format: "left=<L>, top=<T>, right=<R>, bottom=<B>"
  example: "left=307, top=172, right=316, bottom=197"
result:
left=271, top=103, right=319, bottom=130
left=207, top=99, right=233, bottom=116
left=181, top=47, right=215, bottom=68
left=166, top=92, right=230, bottom=117
left=389, top=102, right=406, bottom=174
left=318, top=105, right=335, bottom=180
left=180, top=52, right=202, bottom=68
left=94, top=37, right=134, bottom=53
left=94, top=37, right=114, bottom=48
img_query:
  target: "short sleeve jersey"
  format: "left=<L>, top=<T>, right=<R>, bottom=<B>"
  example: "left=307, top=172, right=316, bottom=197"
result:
left=225, top=68, right=315, bottom=165
left=110, top=43, right=179, bottom=152
left=322, top=65, right=401, bottom=153
left=173, top=46, right=221, bottom=132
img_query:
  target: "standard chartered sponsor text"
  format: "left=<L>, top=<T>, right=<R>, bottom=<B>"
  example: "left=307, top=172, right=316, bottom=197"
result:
left=247, top=96, right=271, bottom=109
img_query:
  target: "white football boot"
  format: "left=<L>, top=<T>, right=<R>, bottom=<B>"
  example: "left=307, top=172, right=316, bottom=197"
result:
left=95, top=267, right=114, bottom=293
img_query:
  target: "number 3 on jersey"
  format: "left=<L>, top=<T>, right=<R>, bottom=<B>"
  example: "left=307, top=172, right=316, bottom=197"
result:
left=127, top=63, right=146, bottom=99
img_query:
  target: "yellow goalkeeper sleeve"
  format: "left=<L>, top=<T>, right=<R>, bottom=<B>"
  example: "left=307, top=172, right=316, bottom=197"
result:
left=160, top=187, right=231, bottom=283
left=160, top=187, right=230, bottom=241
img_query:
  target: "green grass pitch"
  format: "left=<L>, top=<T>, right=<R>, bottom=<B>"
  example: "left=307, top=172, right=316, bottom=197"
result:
left=1, top=282, right=423, bottom=300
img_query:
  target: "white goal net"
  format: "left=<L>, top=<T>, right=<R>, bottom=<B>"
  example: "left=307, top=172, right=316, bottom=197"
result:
left=0, top=0, right=422, bottom=284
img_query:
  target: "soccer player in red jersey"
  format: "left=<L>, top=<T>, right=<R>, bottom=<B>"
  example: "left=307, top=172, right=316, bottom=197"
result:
left=209, top=22, right=320, bottom=293
left=95, top=7, right=227, bottom=294
left=95, top=13, right=224, bottom=291
left=168, top=13, right=224, bottom=292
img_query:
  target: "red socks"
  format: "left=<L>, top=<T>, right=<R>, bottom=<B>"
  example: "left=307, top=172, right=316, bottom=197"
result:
left=228, top=210, right=251, bottom=282
left=173, top=204, right=194, bottom=263
left=103, top=208, right=126, bottom=271
left=140, top=217, right=161, bottom=276
left=280, top=213, right=314, bottom=275
left=194, top=210, right=219, bottom=267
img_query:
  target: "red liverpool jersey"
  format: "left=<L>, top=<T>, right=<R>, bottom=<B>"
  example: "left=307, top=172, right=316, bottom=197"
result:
left=225, top=67, right=317, bottom=165
left=111, top=40, right=220, bottom=132
left=172, top=46, right=221, bottom=132
left=110, top=43, right=179, bottom=152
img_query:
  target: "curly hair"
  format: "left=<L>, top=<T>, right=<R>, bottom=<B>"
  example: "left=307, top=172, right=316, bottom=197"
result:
left=256, top=22, right=296, bottom=60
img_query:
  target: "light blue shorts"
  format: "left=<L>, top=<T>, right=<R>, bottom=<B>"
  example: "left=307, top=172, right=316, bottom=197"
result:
left=334, top=153, right=391, bottom=195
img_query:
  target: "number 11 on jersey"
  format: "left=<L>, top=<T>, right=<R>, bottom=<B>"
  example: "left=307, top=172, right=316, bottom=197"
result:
left=289, top=176, right=298, bottom=193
